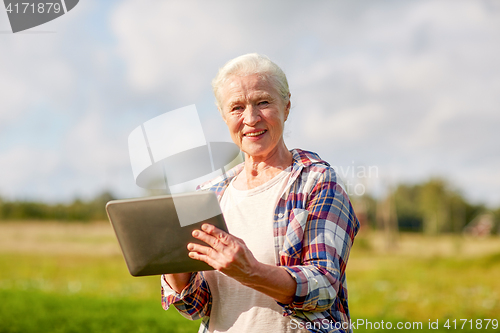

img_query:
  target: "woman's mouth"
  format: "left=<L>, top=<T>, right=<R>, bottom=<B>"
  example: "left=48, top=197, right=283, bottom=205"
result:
left=244, top=130, right=267, bottom=137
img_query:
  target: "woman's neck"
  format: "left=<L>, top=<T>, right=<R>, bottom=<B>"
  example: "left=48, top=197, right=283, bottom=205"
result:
left=234, top=147, right=293, bottom=190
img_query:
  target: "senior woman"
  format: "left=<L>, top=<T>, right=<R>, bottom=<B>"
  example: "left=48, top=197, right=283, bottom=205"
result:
left=161, top=54, right=359, bottom=333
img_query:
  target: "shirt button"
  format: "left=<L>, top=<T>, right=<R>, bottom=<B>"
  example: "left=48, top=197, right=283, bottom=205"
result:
left=278, top=213, right=284, bottom=218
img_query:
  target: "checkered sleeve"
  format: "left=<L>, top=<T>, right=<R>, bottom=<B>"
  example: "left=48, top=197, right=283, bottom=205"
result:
left=280, top=167, right=359, bottom=314
left=161, top=272, right=212, bottom=320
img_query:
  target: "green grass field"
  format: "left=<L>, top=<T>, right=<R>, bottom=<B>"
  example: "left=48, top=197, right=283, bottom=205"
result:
left=0, top=222, right=499, bottom=332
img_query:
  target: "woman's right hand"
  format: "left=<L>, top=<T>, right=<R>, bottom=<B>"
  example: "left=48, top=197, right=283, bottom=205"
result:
left=164, top=272, right=192, bottom=293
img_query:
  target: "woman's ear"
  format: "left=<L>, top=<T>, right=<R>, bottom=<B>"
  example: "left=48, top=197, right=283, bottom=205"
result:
left=284, top=94, right=291, bottom=121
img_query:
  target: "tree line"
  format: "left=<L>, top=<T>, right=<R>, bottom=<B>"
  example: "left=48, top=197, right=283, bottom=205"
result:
left=1, top=179, right=499, bottom=235
left=352, top=178, right=499, bottom=235
left=0, top=192, right=114, bottom=222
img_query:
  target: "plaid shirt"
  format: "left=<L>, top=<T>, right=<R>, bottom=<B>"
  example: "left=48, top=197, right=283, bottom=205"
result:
left=161, top=149, right=359, bottom=333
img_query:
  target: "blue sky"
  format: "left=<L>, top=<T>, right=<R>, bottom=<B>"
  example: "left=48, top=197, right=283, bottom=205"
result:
left=0, top=0, right=499, bottom=207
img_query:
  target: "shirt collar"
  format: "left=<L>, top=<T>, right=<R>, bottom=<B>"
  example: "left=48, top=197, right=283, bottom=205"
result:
left=197, top=148, right=329, bottom=194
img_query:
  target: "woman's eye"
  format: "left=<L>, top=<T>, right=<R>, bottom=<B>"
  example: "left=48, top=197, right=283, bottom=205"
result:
left=258, top=101, right=269, bottom=106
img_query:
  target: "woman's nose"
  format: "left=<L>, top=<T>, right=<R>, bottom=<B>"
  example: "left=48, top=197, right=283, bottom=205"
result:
left=243, top=105, right=261, bottom=126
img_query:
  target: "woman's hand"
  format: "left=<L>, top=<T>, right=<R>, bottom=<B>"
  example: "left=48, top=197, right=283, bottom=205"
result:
left=188, top=223, right=259, bottom=284
left=188, top=223, right=297, bottom=304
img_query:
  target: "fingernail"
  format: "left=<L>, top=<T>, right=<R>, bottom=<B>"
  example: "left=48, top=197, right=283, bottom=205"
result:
left=193, top=231, right=199, bottom=237
left=201, top=224, right=209, bottom=231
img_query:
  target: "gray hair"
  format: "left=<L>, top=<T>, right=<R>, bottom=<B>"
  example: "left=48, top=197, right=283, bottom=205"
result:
left=212, top=53, right=290, bottom=111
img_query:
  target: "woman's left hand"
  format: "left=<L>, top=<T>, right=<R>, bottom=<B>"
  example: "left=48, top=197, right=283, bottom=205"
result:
left=187, top=223, right=259, bottom=284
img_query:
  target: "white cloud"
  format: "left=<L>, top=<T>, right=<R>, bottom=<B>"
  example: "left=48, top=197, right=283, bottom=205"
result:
left=110, top=1, right=244, bottom=102
left=0, top=0, right=499, bottom=207
left=0, top=33, right=77, bottom=130
left=0, top=146, right=60, bottom=199
left=303, top=104, right=385, bottom=143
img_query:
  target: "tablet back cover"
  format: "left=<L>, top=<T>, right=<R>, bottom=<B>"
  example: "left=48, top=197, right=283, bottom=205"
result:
left=106, top=192, right=227, bottom=276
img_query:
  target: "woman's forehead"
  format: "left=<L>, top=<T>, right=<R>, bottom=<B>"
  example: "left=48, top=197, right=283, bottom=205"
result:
left=222, top=75, right=278, bottom=101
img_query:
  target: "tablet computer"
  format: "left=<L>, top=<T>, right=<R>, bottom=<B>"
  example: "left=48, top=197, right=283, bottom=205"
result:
left=106, top=191, right=227, bottom=277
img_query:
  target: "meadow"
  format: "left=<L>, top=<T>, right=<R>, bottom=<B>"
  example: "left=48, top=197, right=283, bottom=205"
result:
left=0, top=221, right=499, bottom=332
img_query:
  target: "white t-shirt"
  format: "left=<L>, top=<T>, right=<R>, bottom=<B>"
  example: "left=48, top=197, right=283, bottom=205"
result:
left=204, top=167, right=308, bottom=333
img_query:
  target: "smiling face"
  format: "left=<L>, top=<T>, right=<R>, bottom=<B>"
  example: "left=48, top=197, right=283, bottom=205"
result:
left=219, top=74, right=291, bottom=163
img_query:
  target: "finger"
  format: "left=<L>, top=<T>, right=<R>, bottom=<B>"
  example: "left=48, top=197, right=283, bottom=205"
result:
left=187, top=242, right=215, bottom=257
left=188, top=251, right=221, bottom=270
left=200, top=223, right=218, bottom=234
left=201, top=224, right=231, bottom=245
left=192, top=228, right=226, bottom=250
left=191, top=229, right=218, bottom=248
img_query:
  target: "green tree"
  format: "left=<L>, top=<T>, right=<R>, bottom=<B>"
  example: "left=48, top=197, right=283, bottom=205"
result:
left=393, top=178, right=486, bottom=235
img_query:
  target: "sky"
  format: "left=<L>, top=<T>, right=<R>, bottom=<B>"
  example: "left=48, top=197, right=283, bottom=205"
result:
left=0, top=0, right=499, bottom=207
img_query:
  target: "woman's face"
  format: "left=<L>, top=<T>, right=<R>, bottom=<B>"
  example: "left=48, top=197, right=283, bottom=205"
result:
left=219, top=74, right=290, bottom=162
